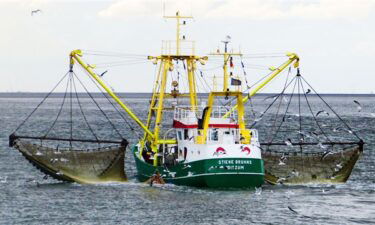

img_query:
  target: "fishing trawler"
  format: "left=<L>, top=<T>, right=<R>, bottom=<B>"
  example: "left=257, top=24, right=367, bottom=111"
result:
left=66, top=12, right=299, bottom=188
left=10, top=11, right=362, bottom=187
left=9, top=12, right=296, bottom=187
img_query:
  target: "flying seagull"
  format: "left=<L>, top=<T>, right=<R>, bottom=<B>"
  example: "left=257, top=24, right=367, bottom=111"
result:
left=321, top=150, right=333, bottom=160
left=31, top=9, right=42, bottom=16
left=317, top=142, right=327, bottom=150
left=99, top=70, right=108, bottom=77
left=333, top=126, right=343, bottom=132
left=285, top=138, right=293, bottom=146
left=316, top=110, right=329, bottom=117
left=282, top=114, right=292, bottom=122
left=305, top=89, right=311, bottom=94
left=353, top=100, right=362, bottom=112
left=288, top=206, right=298, bottom=214
left=263, top=94, right=278, bottom=101
left=279, top=153, right=287, bottom=165
left=288, top=206, right=312, bottom=218
left=276, top=177, right=286, bottom=183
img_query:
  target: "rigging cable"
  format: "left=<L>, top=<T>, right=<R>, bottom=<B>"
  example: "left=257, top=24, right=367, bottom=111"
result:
left=42, top=74, right=70, bottom=139
left=78, top=71, right=142, bottom=139
left=240, top=57, right=257, bottom=118
left=298, top=75, right=332, bottom=145
left=268, top=76, right=298, bottom=144
left=69, top=73, right=73, bottom=148
left=269, top=66, right=291, bottom=137
left=13, top=72, right=70, bottom=134
left=72, top=72, right=124, bottom=139
left=300, top=76, right=362, bottom=141
left=249, top=75, right=297, bottom=129
left=71, top=77, right=100, bottom=143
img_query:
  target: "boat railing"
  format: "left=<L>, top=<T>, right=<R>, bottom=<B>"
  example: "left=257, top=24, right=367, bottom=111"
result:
left=197, top=128, right=259, bottom=144
left=209, top=75, right=243, bottom=92
left=174, top=106, right=237, bottom=121
left=161, top=40, right=195, bottom=55
left=159, top=128, right=177, bottom=140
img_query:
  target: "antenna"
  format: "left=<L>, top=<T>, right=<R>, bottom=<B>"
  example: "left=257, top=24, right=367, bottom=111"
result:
left=210, top=35, right=242, bottom=91
left=164, top=11, right=193, bottom=55
left=221, top=35, right=231, bottom=53
left=162, top=1, right=166, bottom=17
left=190, top=0, right=193, bottom=17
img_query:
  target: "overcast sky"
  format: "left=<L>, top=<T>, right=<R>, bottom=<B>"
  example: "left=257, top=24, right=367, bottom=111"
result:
left=1, top=0, right=375, bottom=93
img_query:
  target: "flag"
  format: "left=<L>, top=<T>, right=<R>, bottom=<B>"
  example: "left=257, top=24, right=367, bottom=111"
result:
left=231, top=78, right=242, bottom=86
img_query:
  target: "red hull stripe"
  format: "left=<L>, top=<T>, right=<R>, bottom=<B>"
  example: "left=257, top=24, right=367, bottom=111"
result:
left=173, top=120, right=239, bottom=129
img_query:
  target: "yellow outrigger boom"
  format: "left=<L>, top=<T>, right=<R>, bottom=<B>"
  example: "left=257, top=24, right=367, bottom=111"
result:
left=223, top=52, right=299, bottom=118
left=70, top=49, right=155, bottom=139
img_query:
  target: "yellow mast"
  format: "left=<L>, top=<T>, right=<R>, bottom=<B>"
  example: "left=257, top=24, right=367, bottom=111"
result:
left=209, top=40, right=242, bottom=92
left=187, top=58, right=198, bottom=108
left=163, top=11, right=193, bottom=56
left=144, top=12, right=206, bottom=164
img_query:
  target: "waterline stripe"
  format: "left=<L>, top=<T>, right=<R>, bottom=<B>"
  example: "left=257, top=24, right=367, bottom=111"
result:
left=139, top=172, right=264, bottom=180
left=169, top=172, right=264, bottom=180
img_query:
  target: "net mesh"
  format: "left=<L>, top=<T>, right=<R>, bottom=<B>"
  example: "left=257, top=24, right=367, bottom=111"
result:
left=14, top=140, right=127, bottom=183
left=262, top=143, right=362, bottom=184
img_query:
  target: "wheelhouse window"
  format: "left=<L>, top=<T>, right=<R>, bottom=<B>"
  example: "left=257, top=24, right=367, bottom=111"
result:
left=184, top=129, right=189, bottom=140
left=211, top=129, right=218, bottom=141
left=177, top=131, right=182, bottom=140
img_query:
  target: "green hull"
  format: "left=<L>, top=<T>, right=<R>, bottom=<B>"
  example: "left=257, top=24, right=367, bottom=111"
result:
left=133, top=146, right=264, bottom=188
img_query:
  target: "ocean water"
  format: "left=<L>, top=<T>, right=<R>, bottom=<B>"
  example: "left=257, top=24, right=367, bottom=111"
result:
left=0, top=94, right=374, bottom=225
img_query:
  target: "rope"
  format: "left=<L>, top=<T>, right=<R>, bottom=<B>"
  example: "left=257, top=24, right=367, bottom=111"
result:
left=196, top=70, right=211, bottom=93
left=249, top=76, right=297, bottom=129
left=71, top=77, right=100, bottom=143
left=43, top=74, right=71, bottom=138
left=268, top=67, right=291, bottom=137
left=69, top=73, right=73, bottom=148
left=297, top=74, right=302, bottom=150
left=194, top=70, right=231, bottom=111
left=224, top=70, right=275, bottom=107
left=240, top=57, right=257, bottom=118
left=267, top=76, right=298, bottom=144
left=197, top=70, right=212, bottom=92
left=72, top=72, right=124, bottom=139
left=300, top=76, right=362, bottom=141
left=96, top=61, right=149, bottom=68
left=298, top=76, right=332, bottom=143
left=82, top=49, right=148, bottom=58
left=81, top=71, right=142, bottom=139
left=13, top=71, right=70, bottom=133
left=95, top=59, right=149, bottom=66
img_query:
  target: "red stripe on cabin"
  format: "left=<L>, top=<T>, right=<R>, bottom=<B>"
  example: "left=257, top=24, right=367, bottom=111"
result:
left=173, top=120, right=198, bottom=128
left=209, top=124, right=239, bottom=128
left=173, top=120, right=239, bottom=129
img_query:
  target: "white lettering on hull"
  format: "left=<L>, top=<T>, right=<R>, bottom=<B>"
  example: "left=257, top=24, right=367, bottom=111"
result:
left=218, top=159, right=252, bottom=165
